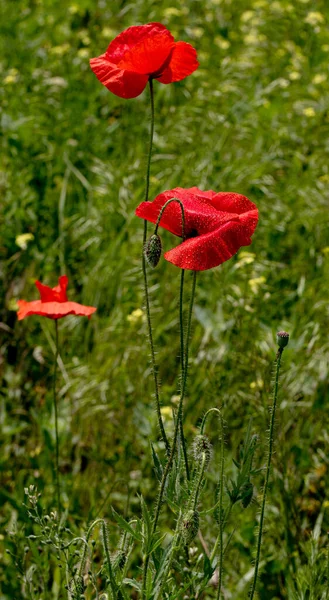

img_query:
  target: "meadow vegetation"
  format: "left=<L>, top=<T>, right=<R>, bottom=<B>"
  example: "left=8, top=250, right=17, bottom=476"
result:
left=1, top=0, right=329, bottom=598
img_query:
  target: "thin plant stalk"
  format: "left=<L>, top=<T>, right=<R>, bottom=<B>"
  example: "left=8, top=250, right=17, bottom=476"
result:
left=153, top=196, right=189, bottom=478
left=200, top=408, right=225, bottom=597
left=142, top=78, right=170, bottom=455
left=193, top=453, right=206, bottom=511
left=326, top=532, right=329, bottom=599
left=142, top=270, right=197, bottom=599
left=249, top=345, right=285, bottom=599
left=179, top=268, right=190, bottom=481
left=53, top=320, right=60, bottom=516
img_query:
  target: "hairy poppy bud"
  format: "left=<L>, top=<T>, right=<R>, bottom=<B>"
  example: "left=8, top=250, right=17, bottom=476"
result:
left=192, top=434, right=212, bottom=469
left=241, top=481, right=253, bottom=508
left=144, top=234, right=162, bottom=268
left=114, top=549, right=127, bottom=570
left=276, top=331, right=289, bottom=349
left=181, top=510, right=199, bottom=544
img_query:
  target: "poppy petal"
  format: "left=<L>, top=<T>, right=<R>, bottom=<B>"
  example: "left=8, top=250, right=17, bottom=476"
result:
left=53, top=275, right=69, bottom=301
left=164, top=220, right=255, bottom=271
left=106, top=23, right=172, bottom=64
left=117, top=33, right=174, bottom=76
left=135, top=188, right=239, bottom=238
left=17, top=300, right=97, bottom=320
left=89, top=55, right=148, bottom=98
left=156, top=41, right=199, bottom=84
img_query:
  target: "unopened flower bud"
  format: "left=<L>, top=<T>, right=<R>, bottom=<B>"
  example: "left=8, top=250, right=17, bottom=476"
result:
left=192, top=435, right=212, bottom=469
left=114, top=549, right=127, bottom=570
left=181, top=510, right=199, bottom=545
left=144, top=234, right=162, bottom=268
left=276, top=331, right=289, bottom=349
left=241, top=481, right=253, bottom=509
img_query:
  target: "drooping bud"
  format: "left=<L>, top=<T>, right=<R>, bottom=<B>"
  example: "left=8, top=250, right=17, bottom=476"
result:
left=144, top=234, right=162, bottom=268
left=241, top=481, right=253, bottom=509
left=276, top=331, right=289, bottom=349
left=192, top=434, right=212, bottom=469
left=113, top=549, right=127, bottom=570
left=181, top=510, right=199, bottom=545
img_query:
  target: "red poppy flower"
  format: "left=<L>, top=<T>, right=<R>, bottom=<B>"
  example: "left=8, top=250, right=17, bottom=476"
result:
left=17, top=276, right=97, bottom=320
left=90, top=22, right=199, bottom=99
left=136, top=187, right=259, bottom=271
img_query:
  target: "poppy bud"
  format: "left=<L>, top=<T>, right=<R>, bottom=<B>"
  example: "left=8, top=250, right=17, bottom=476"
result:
left=114, top=549, right=127, bottom=570
left=181, top=510, right=199, bottom=544
left=276, top=331, right=289, bottom=349
left=192, top=434, right=212, bottom=469
left=144, top=234, right=162, bottom=268
left=241, top=481, right=253, bottom=509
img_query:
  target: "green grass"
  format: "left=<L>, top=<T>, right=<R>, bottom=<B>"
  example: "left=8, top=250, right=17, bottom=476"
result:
left=1, top=0, right=329, bottom=598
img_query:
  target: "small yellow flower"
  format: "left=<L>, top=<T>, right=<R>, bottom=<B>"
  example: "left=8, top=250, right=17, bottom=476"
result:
left=127, top=308, right=145, bottom=323
left=302, top=107, right=316, bottom=117
left=312, top=73, right=327, bottom=85
left=16, top=233, right=34, bottom=250
left=241, top=11, right=254, bottom=22
left=215, top=37, right=230, bottom=50
left=289, top=71, right=301, bottom=81
left=77, top=48, right=90, bottom=58
left=160, top=406, right=173, bottom=421
left=163, top=7, right=184, bottom=17
left=248, top=276, right=266, bottom=294
left=305, top=12, right=325, bottom=26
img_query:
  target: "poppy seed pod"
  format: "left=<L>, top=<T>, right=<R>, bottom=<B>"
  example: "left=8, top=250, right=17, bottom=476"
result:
left=276, top=331, right=289, bottom=349
left=181, top=510, right=199, bottom=545
left=192, top=434, right=212, bottom=469
left=144, top=234, right=162, bottom=268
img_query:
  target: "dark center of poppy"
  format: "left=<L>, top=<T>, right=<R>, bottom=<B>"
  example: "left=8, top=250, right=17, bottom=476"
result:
left=150, top=46, right=175, bottom=79
left=187, top=228, right=199, bottom=238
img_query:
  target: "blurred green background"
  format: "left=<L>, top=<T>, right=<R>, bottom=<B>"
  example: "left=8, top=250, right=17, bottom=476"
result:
left=1, top=0, right=329, bottom=597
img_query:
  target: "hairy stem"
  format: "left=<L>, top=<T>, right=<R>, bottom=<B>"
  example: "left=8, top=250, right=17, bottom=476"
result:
left=249, top=347, right=284, bottom=599
left=200, top=408, right=225, bottom=596
left=179, top=269, right=190, bottom=481
left=53, top=320, right=60, bottom=517
left=142, top=79, right=170, bottom=455
left=193, top=453, right=206, bottom=511
left=142, top=271, right=197, bottom=599
left=154, top=197, right=189, bottom=477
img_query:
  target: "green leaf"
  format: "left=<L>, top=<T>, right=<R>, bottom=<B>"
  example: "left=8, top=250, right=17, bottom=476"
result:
left=111, top=509, right=142, bottom=542
left=151, top=443, right=163, bottom=481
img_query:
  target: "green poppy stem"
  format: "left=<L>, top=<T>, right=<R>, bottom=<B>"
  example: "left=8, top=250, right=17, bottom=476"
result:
left=249, top=345, right=285, bottom=599
left=142, top=271, right=197, bottom=600
left=53, top=320, right=60, bottom=517
left=142, top=78, right=170, bottom=455
left=179, top=268, right=190, bottom=481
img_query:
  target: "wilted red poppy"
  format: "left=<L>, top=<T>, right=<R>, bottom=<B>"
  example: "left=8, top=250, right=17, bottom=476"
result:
left=136, top=187, right=259, bottom=271
left=90, top=22, right=199, bottom=99
left=17, top=276, right=97, bottom=320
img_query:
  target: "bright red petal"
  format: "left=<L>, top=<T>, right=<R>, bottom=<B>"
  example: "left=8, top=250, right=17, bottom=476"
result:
left=90, top=55, right=148, bottom=98
left=156, top=41, right=199, bottom=84
left=53, top=275, right=69, bottom=301
left=106, top=23, right=172, bottom=64
left=35, top=275, right=69, bottom=302
left=17, top=300, right=96, bottom=320
left=135, top=188, right=238, bottom=238
left=164, top=220, right=255, bottom=271
left=117, top=33, right=174, bottom=76
left=35, top=281, right=56, bottom=302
